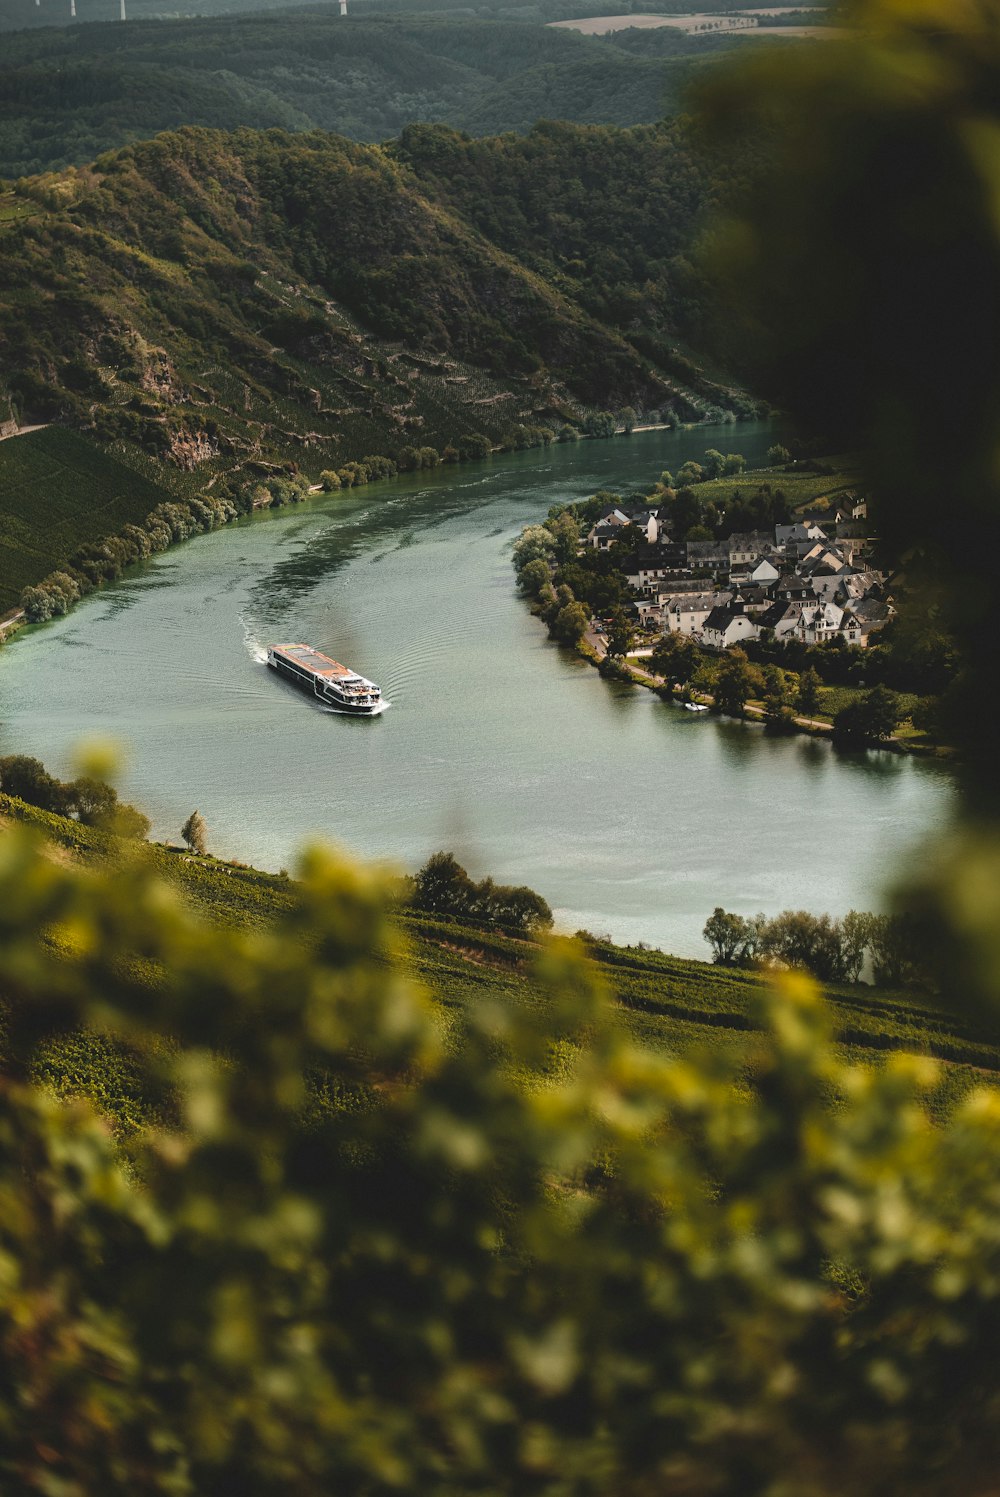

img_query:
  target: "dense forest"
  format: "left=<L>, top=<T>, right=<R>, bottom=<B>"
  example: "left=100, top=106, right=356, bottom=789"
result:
left=0, top=6, right=800, bottom=177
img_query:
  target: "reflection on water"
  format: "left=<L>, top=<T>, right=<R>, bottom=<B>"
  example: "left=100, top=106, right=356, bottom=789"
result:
left=0, top=423, right=956, bottom=957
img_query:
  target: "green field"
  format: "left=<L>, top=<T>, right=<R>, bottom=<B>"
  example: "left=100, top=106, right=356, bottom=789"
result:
left=4, top=793, right=994, bottom=1134
left=688, top=457, right=861, bottom=514
left=0, top=427, right=175, bottom=610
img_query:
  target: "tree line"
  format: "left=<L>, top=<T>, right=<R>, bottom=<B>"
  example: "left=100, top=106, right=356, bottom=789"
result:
left=0, top=753, right=150, bottom=839
left=703, top=905, right=930, bottom=988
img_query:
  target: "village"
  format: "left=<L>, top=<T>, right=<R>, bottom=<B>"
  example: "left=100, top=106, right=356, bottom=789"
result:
left=586, top=493, right=891, bottom=652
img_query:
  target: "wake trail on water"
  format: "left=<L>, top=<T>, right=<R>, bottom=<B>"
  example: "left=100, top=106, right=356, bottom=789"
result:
left=239, top=613, right=269, bottom=664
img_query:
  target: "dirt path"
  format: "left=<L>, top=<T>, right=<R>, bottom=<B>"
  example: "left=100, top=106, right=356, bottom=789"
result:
left=0, top=423, right=48, bottom=443
left=0, top=611, right=25, bottom=638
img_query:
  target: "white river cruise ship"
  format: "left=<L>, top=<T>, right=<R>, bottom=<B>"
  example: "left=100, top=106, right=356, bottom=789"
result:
left=267, top=644, right=382, bottom=714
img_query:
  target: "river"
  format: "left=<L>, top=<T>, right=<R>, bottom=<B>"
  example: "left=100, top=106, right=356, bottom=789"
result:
left=0, top=424, right=955, bottom=957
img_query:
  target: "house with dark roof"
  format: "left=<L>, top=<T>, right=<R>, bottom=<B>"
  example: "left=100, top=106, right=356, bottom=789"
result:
left=661, top=590, right=733, bottom=636
left=701, top=602, right=760, bottom=650
left=685, top=539, right=730, bottom=575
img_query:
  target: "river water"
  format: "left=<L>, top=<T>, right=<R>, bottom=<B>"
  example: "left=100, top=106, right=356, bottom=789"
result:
left=0, top=424, right=955, bottom=956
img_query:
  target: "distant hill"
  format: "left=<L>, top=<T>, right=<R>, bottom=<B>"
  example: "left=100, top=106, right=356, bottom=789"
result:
left=0, top=9, right=749, bottom=178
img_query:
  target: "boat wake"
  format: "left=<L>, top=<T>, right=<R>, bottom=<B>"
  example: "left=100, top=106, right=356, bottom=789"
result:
left=240, top=614, right=268, bottom=664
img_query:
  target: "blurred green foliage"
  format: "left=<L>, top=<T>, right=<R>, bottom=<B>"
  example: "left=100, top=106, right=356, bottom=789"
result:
left=700, top=0, right=1000, bottom=1010
left=5, top=816, right=1000, bottom=1494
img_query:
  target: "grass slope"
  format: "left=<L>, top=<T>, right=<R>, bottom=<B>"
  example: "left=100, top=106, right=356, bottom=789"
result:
left=4, top=794, right=994, bottom=1136
left=0, top=426, right=175, bottom=609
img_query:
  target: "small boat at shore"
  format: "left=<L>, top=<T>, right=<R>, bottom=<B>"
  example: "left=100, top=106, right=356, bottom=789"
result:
left=684, top=701, right=709, bottom=713
left=267, top=643, right=382, bottom=714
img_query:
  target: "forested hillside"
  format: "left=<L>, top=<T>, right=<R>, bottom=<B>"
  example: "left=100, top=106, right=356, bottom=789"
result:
left=0, top=9, right=753, bottom=177
left=394, top=117, right=752, bottom=395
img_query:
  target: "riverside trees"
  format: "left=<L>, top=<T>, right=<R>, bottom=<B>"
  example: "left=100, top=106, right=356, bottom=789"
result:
left=703, top=906, right=925, bottom=988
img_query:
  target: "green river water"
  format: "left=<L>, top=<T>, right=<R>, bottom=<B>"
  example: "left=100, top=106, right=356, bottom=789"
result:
left=0, top=424, right=955, bottom=956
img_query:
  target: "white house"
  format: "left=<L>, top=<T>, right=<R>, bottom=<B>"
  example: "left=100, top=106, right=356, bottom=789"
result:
left=731, top=557, right=781, bottom=589
left=623, top=554, right=684, bottom=590
left=840, top=597, right=892, bottom=647
left=628, top=509, right=662, bottom=546
left=789, top=601, right=845, bottom=645
left=701, top=604, right=760, bottom=650
left=775, top=521, right=827, bottom=549
left=661, top=590, right=732, bottom=636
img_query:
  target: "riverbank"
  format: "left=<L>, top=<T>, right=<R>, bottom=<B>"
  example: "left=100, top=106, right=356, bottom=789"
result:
left=3, top=422, right=719, bottom=635
left=577, top=624, right=952, bottom=759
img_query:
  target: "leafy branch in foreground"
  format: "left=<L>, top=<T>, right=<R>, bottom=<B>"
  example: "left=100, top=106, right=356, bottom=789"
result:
left=3, top=826, right=1000, bottom=1493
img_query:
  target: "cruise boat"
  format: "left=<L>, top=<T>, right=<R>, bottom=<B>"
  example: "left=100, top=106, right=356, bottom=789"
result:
left=267, top=643, right=382, bottom=714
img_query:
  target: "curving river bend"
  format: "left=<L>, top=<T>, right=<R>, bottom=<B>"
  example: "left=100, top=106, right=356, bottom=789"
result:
left=0, top=425, right=955, bottom=956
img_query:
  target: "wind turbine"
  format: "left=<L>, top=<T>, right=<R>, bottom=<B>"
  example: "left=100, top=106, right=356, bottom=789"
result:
left=339, top=0, right=347, bottom=13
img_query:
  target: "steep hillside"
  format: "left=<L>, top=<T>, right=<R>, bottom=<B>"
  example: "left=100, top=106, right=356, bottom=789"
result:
left=0, top=122, right=745, bottom=444
left=1, top=126, right=684, bottom=447
left=392, top=118, right=753, bottom=395
left=0, top=123, right=758, bottom=603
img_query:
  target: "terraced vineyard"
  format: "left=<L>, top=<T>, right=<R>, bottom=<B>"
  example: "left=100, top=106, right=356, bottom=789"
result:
left=0, top=427, right=177, bottom=611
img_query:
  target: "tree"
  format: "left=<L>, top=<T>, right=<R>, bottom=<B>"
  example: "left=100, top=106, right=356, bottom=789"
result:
left=767, top=444, right=791, bottom=466
left=796, top=667, right=822, bottom=717
left=517, top=557, right=551, bottom=598
left=181, top=810, right=208, bottom=855
left=551, top=601, right=589, bottom=645
left=703, top=448, right=725, bottom=479
left=703, top=907, right=749, bottom=964
left=583, top=411, right=616, bottom=439
left=67, top=776, right=119, bottom=827
left=761, top=911, right=846, bottom=982
left=650, top=633, right=698, bottom=691
left=617, top=406, right=637, bottom=434
left=723, top=453, right=746, bottom=476
left=840, top=910, right=874, bottom=984
left=833, top=685, right=902, bottom=745
left=667, top=486, right=702, bottom=536
left=713, top=648, right=763, bottom=717
left=545, top=510, right=580, bottom=564
left=512, top=525, right=555, bottom=574
left=676, top=461, right=704, bottom=487
left=0, top=754, right=68, bottom=813
left=319, top=469, right=341, bottom=491
left=605, top=607, right=634, bottom=659
left=762, top=665, right=795, bottom=733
